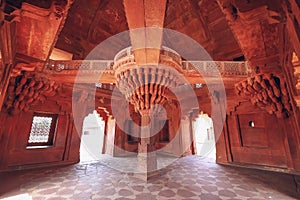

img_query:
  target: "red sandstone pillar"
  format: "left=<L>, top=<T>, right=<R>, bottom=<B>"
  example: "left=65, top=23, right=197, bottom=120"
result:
left=137, top=110, right=158, bottom=180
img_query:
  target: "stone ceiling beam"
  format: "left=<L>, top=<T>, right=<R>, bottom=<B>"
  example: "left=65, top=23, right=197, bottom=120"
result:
left=217, top=0, right=284, bottom=73
left=14, top=0, right=73, bottom=62
left=123, top=0, right=167, bottom=65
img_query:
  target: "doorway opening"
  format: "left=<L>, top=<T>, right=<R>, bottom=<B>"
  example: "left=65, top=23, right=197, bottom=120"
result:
left=193, top=113, right=216, bottom=160
left=80, top=110, right=105, bottom=163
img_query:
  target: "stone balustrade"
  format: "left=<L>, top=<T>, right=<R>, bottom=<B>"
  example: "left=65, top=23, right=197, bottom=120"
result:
left=184, top=61, right=252, bottom=76
left=47, top=59, right=251, bottom=77
left=47, top=60, right=114, bottom=71
left=46, top=46, right=252, bottom=78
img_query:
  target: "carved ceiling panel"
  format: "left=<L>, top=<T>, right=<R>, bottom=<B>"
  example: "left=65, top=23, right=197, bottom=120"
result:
left=55, top=0, right=128, bottom=60
left=164, top=0, right=211, bottom=52
left=164, top=0, right=243, bottom=61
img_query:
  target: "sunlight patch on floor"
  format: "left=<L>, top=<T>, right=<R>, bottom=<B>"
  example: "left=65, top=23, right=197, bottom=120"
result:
left=2, top=193, right=32, bottom=200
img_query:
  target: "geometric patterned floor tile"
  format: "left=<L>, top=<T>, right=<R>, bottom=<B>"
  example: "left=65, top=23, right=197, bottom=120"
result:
left=0, top=156, right=299, bottom=200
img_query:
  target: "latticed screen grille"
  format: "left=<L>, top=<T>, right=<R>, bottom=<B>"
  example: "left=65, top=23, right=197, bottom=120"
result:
left=28, top=114, right=57, bottom=145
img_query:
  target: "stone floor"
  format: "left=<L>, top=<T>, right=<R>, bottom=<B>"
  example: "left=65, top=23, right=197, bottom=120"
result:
left=80, top=154, right=180, bottom=173
left=0, top=156, right=299, bottom=200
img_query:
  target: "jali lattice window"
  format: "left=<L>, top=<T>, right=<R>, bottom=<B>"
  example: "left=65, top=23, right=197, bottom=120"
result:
left=28, top=113, right=57, bottom=146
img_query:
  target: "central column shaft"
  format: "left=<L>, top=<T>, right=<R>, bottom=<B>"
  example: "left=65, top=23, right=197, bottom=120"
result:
left=138, top=112, right=157, bottom=176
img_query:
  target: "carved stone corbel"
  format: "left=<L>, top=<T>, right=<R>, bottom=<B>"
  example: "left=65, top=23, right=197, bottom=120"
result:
left=235, top=73, right=292, bottom=118
left=5, top=73, right=60, bottom=115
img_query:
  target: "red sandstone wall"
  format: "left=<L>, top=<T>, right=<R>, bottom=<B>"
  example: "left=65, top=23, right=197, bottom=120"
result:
left=221, top=101, right=300, bottom=172
left=0, top=100, right=82, bottom=171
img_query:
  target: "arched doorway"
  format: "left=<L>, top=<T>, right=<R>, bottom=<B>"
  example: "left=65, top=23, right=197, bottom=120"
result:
left=80, top=110, right=105, bottom=163
left=193, top=113, right=216, bottom=160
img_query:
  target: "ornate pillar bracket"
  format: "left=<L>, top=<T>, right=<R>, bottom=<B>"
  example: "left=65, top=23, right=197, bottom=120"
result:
left=235, top=73, right=292, bottom=118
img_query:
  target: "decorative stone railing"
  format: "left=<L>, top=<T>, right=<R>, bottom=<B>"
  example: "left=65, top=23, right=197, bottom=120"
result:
left=47, top=60, right=114, bottom=71
left=113, top=46, right=183, bottom=72
left=113, top=46, right=181, bottom=64
left=114, top=47, right=134, bottom=63
left=113, top=46, right=251, bottom=76
left=46, top=45, right=251, bottom=77
left=183, top=61, right=251, bottom=76
left=47, top=59, right=251, bottom=77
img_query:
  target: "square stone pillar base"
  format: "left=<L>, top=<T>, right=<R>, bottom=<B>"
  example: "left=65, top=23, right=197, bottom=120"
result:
left=133, top=170, right=161, bottom=181
left=135, top=152, right=159, bottom=181
left=137, top=152, right=157, bottom=171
